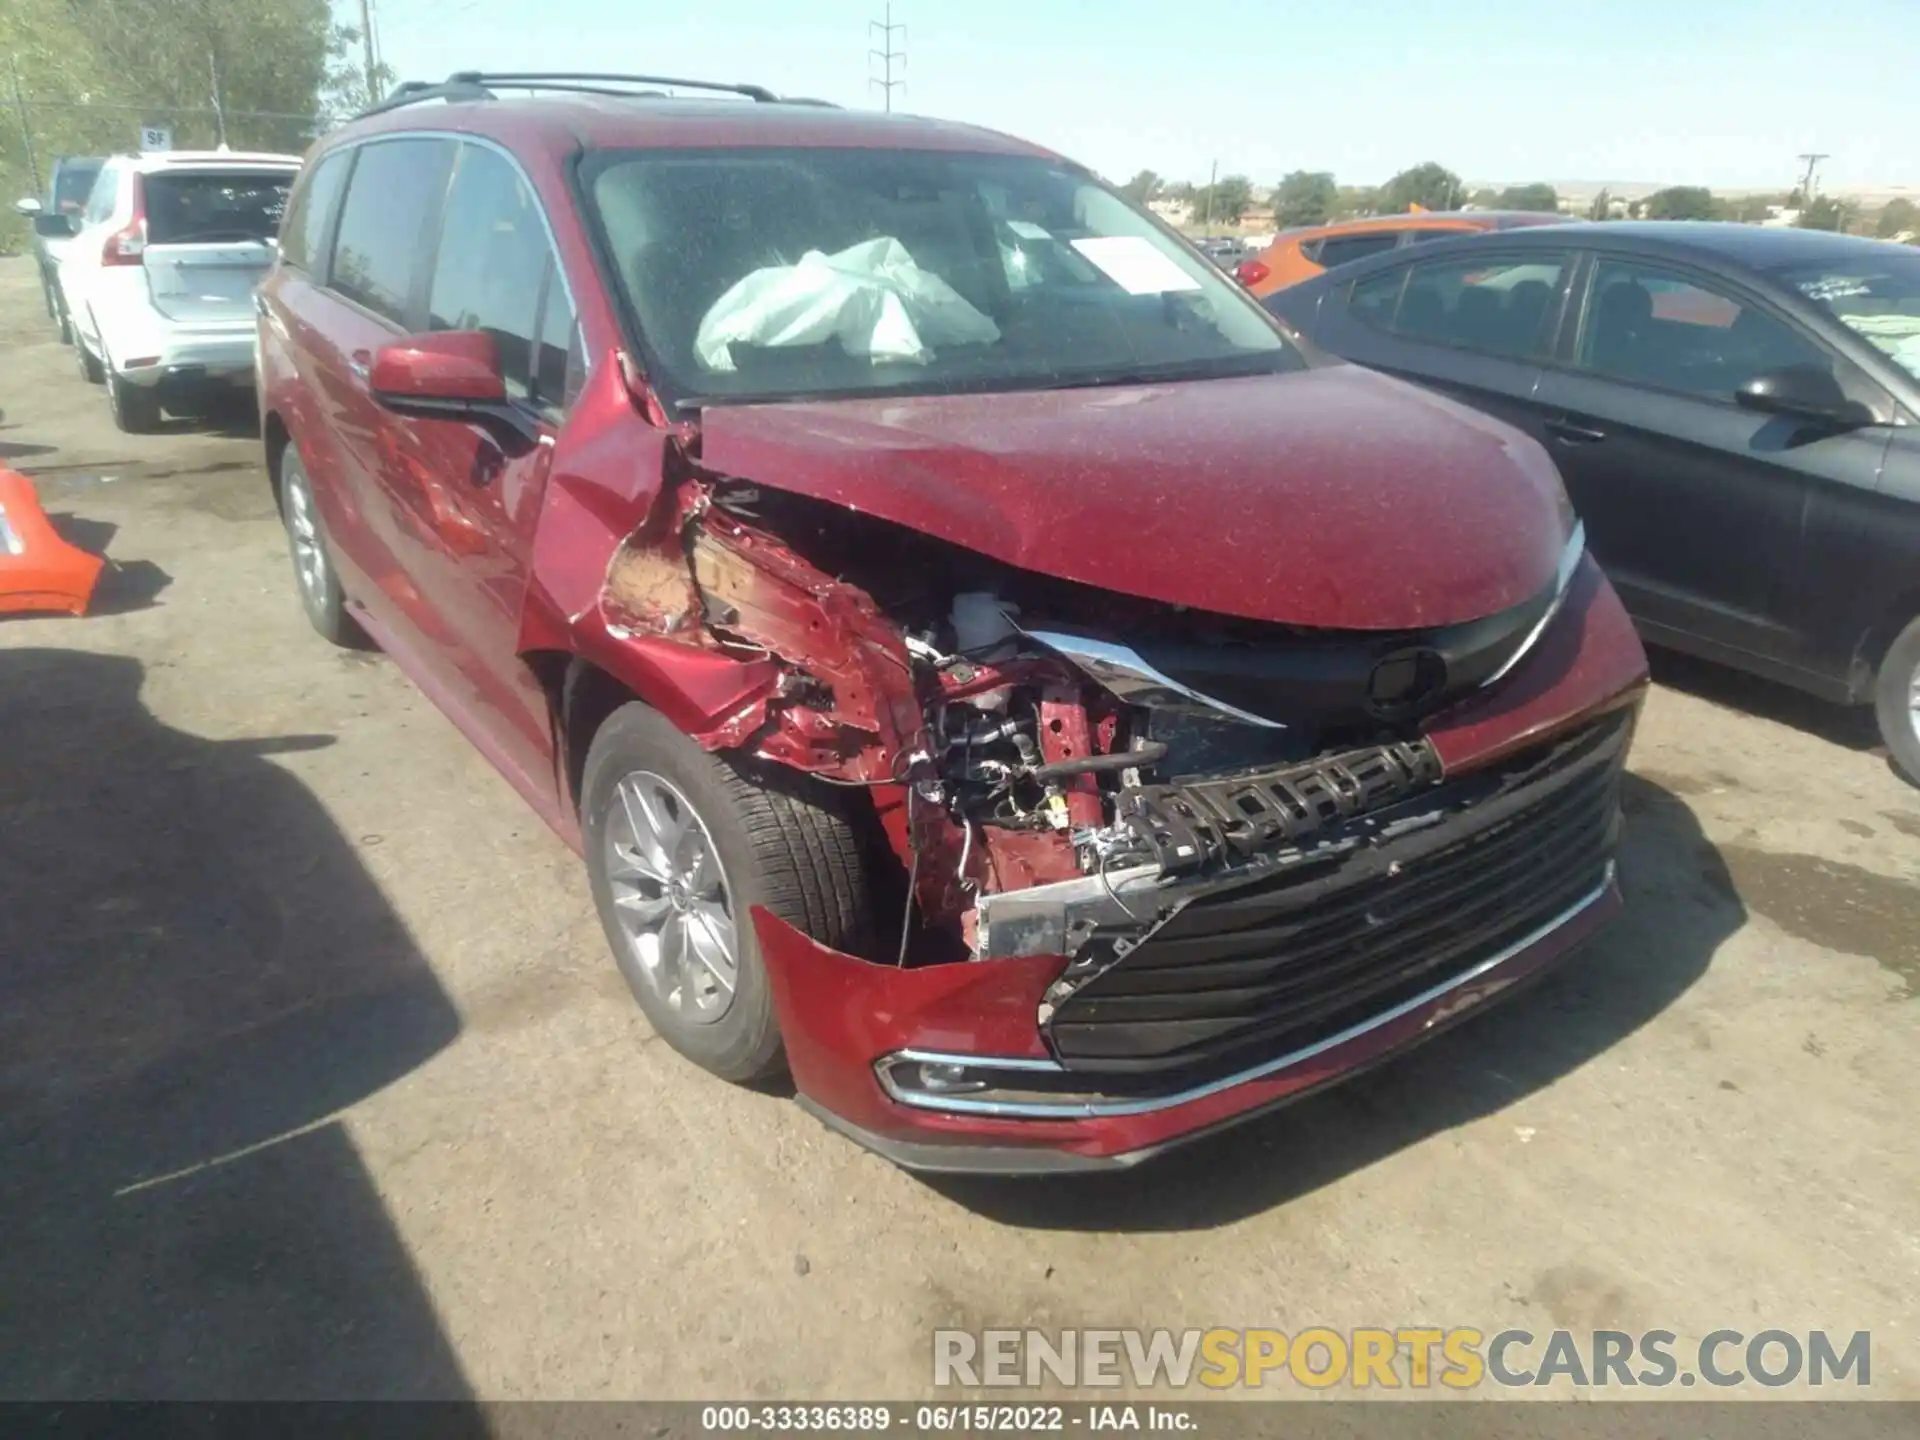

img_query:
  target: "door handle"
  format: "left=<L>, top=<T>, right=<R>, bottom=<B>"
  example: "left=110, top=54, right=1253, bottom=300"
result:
left=1546, top=418, right=1607, bottom=445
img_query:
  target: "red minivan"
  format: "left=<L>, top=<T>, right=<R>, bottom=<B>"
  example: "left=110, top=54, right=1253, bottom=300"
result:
left=257, top=73, right=1648, bottom=1174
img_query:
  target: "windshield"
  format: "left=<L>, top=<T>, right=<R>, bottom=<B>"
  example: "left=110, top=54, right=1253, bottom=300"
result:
left=1776, top=253, right=1920, bottom=383
left=52, top=160, right=101, bottom=215
left=583, top=147, right=1297, bottom=405
left=144, top=170, right=293, bottom=245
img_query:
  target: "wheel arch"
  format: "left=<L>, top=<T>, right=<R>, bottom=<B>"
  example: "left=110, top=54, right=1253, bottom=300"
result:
left=262, top=409, right=292, bottom=510
left=1855, top=586, right=1920, bottom=699
left=524, top=650, right=691, bottom=816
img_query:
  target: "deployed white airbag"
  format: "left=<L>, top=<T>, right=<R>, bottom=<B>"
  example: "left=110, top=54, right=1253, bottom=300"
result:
left=694, top=236, right=1000, bottom=372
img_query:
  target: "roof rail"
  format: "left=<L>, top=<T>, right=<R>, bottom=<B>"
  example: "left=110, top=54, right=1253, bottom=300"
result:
left=356, top=70, right=795, bottom=118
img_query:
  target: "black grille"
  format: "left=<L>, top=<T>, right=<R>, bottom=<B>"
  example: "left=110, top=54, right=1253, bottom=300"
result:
left=1047, top=711, right=1630, bottom=1076
left=1119, top=738, right=1444, bottom=874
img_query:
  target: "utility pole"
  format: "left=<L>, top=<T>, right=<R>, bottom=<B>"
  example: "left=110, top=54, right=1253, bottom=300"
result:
left=208, top=48, right=228, bottom=148
left=358, top=0, right=380, bottom=106
left=1797, top=152, right=1829, bottom=203
left=8, top=55, right=40, bottom=196
left=868, top=3, right=905, bottom=113
left=1200, top=158, right=1216, bottom=231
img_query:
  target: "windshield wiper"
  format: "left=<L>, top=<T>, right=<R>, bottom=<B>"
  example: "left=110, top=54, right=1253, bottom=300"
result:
left=1023, top=351, right=1294, bottom=392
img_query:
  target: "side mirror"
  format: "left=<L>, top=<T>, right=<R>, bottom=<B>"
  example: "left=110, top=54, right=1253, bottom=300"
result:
left=33, top=212, right=77, bottom=239
left=1735, top=364, right=1872, bottom=428
left=368, top=330, right=537, bottom=444
left=14, top=196, right=43, bottom=217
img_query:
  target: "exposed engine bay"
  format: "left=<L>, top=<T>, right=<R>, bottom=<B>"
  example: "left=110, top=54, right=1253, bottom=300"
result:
left=600, top=463, right=1585, bottom=972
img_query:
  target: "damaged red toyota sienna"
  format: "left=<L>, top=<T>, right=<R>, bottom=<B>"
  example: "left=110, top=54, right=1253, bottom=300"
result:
left=257, top=73, right=1649, bottom=1174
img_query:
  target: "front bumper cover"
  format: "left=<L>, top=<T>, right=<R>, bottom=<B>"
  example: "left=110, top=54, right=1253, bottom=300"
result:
left=754, top=558, right=1648, bottom=1174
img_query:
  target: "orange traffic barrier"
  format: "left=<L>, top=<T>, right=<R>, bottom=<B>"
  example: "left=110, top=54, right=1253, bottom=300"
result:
left=0, top=467, right=104, bottom=617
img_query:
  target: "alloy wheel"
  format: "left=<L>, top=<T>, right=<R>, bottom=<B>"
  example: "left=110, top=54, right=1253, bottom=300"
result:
left=284, top=468, right=330, bottom=609
left=602, top=770, right=741, bottom=1025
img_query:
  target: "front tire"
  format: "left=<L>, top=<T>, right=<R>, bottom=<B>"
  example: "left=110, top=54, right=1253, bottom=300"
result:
left=277, top=445, right=363, bottom=647
left=1874, top=616, right=1920, bottom=786
left=581, top=703, right=876, bottom=1084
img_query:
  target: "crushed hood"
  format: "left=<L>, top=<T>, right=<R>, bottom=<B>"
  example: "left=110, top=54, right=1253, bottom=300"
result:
left=696, top=365, right=1572, bottom=632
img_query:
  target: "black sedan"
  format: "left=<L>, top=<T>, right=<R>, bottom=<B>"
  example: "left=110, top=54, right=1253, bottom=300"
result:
left=1266, top=222, right=1920, bottom=781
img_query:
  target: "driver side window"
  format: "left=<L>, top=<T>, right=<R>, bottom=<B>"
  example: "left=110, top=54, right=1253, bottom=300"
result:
left=1577, top=259, right=1828, bottom=401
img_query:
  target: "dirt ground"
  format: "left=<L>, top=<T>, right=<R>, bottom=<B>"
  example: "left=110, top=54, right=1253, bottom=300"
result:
left=2, top=253, right=1917, bottom=1404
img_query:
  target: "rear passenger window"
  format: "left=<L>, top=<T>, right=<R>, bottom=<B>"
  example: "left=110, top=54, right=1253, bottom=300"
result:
left=428, top=143, right=556, bottom=402
left=278, top=151, right=350, bottom=274
left=1366, top=254, right=1566, bottom=359
left=1315, top=232, right=1401, bottom=269
left=1349, top=268, right=1405, bottom=327
left=329, top=139, right=455, bottom=326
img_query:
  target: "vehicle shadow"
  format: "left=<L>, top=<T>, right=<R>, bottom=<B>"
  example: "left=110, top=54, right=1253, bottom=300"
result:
left=930, top=773, right=1739, bottom=1231
left=0, top=647, right=477, bottom=1403
left=156, top=392, right=261, bottom=440
left=38, top=514, right=173, bottom=615
left=1646, top=646, right=1881, bottom=755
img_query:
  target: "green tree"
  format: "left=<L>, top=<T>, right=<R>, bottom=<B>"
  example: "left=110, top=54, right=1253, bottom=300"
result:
left=1796, top=196, right=1855, bottom=232
left=1642, top=186, right=1716, bottom=221
left=1587, top=188, right=1613, bottom=221
left=1270, top=170, right=1336, bottom=228
left=1331, top=184, right=1378, bottom=220
left=1119, top=170, right=1162, bottom=205
left=1876, top=197, right=1919, bottom=239
left=1379, top=162, right=1465, bottom=214
left=1193, top=173, right=1254, bottom=226
left=1712, top=193, right=1780, bottom=224
left=1495, top=182, right=1560, bottom=212
left=3, top=0, right=338, bottom=251
left=319, top=24, right=396, bottom=124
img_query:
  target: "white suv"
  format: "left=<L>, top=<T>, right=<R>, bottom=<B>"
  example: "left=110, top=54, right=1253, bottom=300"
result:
left=60, top=150, right=301, bottom=432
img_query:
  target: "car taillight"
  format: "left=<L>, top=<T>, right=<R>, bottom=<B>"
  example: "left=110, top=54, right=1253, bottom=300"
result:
left=1235, top=259, right=1270, bottom=288
left=102, top=175, right=146, bottom=267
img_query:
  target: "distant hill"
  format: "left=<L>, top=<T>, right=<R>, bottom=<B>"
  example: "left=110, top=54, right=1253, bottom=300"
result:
left=1470, top=179, right=1920, bottom=203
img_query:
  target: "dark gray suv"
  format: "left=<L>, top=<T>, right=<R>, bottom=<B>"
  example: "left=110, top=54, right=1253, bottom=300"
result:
left=12, top=155, right=104, bottom=343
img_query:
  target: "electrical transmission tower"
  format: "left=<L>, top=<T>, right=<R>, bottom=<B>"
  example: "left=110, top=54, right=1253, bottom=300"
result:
left=869, top=4, right=905, bottom=112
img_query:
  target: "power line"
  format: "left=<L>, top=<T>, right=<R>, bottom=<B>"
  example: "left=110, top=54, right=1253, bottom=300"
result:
left=14, top=97, right=320, bottom=121
left=868, top=3, right=905, bottom=113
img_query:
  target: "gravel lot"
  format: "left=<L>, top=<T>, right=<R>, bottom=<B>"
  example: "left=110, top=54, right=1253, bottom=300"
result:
left=2, top=252, right=1917, bottom=1403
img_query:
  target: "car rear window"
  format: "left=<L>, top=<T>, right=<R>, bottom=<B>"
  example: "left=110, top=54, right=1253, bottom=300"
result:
left=1312, top=232, right=1402, bottom=269
left=144, top=170, right=294, bottom=245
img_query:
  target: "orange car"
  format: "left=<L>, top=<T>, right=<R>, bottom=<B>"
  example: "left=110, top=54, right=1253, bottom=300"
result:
left=1236, top=211, right=1574, bottom=298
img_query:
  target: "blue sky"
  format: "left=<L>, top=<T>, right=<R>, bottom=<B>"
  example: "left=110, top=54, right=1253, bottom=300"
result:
left=365, top=0, right=1919, bottom=191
